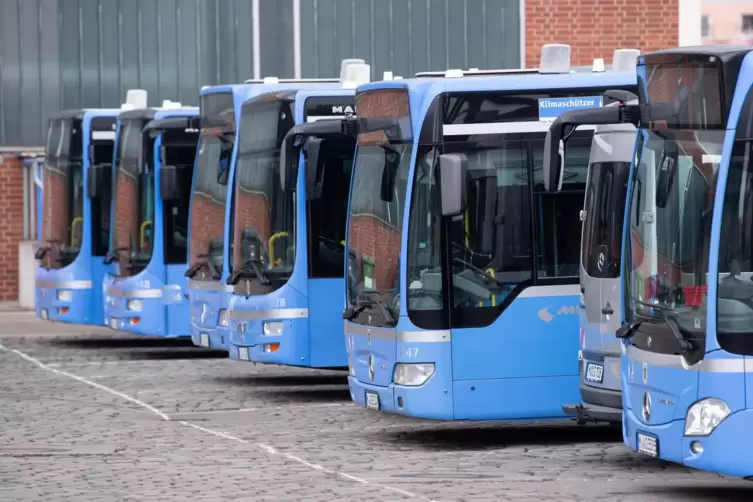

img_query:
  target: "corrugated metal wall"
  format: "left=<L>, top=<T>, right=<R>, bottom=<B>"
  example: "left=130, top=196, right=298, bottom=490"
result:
left=300, top=0, right=521, bottom=78
left=0, top=0, right=521, bottom=147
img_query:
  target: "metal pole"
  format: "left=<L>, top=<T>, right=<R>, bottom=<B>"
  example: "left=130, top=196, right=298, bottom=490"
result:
left=252, top=0, right=261, bottom=79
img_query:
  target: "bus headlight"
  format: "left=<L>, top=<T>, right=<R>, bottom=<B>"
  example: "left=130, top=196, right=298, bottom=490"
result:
left=57, top=290, right=73, bottom=302
left=218, top=309, right=229, bottom=327
left=684, top=398, right=730, bottom=436
left=127, top=299, right=143, bottom=312
left=393, top=363, right=435, bottom=386
left=348, top=356, right=355, bottom=376
left=263, top=321, right=283, bottom=336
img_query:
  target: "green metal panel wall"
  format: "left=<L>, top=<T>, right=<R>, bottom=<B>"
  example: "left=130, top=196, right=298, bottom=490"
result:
left=0, top=0, right=522, bottom=147
left=0, top=0, right=258, bottom=147
left=299, top=0, right=521, bottom=78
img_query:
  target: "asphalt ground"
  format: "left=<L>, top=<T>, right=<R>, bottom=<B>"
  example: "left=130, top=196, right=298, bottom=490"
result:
left=1, top=310, right=751, bottom=501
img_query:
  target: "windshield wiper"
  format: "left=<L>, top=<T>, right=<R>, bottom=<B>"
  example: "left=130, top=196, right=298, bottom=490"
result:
left=226, top=259, right=271, bottom=286
left=104, top=247, right=127, bottom=265
left=185, top=254, right=221, bottom=280
left=621, top=299, right=694, bottom=354
left=343, top=292, right=397, bottom=327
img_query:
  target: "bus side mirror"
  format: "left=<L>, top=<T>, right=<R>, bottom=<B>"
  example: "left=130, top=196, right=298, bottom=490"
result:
left=655, top=154, right=677, bottom=208
left=280, top=134, right=304, bottom=192
left=543, top=120, right=570, bottom=193
left=439, top=153, right=467, bottom=217
left=379, top=148, right=400, bottom=203
left=543, top=105, right=633, bottom=192
left=160, top=165, right=180, bottom=200
left=304, top=138, right=323, bottom=200
left=87, top=164, right=111, bottom=199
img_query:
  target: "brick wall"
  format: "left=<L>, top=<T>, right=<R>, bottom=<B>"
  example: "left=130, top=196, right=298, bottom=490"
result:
left=40, top=166, right=68, bottom=269
left=189, top=193, right=227, bottom=273
left=348, top=216, right=401, bottom=292
left=232, top=186, right=271, bottom=269
left=525, top=0, right=680, bottom=68
left=0, top=154, right=25, bottom=300
left=114, top=172, right=140, bottom=256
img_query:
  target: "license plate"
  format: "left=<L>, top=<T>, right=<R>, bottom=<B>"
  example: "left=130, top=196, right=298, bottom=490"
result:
left=199, top=333, right=210, bottom=348
left=365, top=392, right=380, bottom=411
left=238, top=347, right=250, bottom=361
left=110, top=317, right=118, bottom=329
left=40, top=309, right=48, bottom=320
left=585, top=362, right=604, bottom=383
left=637, top=432, right=659, bottom=457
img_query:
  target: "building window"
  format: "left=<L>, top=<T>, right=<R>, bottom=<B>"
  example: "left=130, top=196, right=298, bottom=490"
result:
left=742, top=14, right=753, bottom=34
left=701, top=14, right=711, bottom=38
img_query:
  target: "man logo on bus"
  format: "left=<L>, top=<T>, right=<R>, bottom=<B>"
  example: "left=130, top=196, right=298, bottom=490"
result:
left=537, top=305, right=577, bottom=322
left=332, top=105, right=355, bottom=117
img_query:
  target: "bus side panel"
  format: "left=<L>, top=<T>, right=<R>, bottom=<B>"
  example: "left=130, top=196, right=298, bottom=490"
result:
left=307, top=278, right=348, bottom=368
left=451, top=294, right=581, bottom=381
left=165, top=264, right=190, bottom=337
left=450, top=293, right=581, bottom=419
left=89, top=257, right=108, bottom=326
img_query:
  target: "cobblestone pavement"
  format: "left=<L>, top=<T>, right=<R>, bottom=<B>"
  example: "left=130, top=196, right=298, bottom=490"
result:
left=1, top=311, right=751, bottom=501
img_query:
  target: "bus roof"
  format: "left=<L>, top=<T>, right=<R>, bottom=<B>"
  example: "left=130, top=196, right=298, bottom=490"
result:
left=49, top=109, right=122, bottom=121
left=118, top=107, right=199, bottom=122
left=358, top=70, right=637, bottom=97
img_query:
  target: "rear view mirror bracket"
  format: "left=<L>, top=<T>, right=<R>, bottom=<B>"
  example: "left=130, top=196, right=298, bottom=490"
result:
left=543, top=104, right=639, bottom=192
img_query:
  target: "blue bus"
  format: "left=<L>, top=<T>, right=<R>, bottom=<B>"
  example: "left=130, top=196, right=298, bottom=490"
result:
left=343, top=45, right=638, bottom=421
left=188, top=61, right=368, bottom=351
left=545, top=45, right=753, bottom=478
left=35, top=109, right=119, bottom=325
left=103, top=103, right=199, bottom=337
left=226, top=65, right=370, bottom=367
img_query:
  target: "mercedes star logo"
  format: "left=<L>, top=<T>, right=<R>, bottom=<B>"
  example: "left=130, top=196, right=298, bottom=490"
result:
left=597, top=252, right=605, bottom=272
left=368, top=354, right=375, bottom=381
left=642, top=392, right=652, bottom=422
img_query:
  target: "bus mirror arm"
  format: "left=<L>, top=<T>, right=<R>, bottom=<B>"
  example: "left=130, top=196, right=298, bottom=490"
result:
left=543, top=105, right=640, bottom=193
left=438, top=153, right=467, bottom=217
left=279, top=120, right=346, bottom=193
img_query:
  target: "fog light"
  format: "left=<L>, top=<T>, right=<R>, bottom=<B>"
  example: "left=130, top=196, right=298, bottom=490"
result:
left=347, top=356, right=355, bottom=376
left=264, top=343, right=280, bottom=353
left=57, top=290, right=73, bottom=302
left=129, top=317, right=141, bottom=325
left=263, top=321, right=283, bottom=335
left=690, top=441, right=704, bottom=455
left=127, top=299, right=143, bottom=311
left=218, top=309, right=229, bottom=327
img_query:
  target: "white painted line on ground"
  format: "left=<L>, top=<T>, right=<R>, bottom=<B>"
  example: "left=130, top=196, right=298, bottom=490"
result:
left=2, top=341, right=435, bottom=501
left=170, top=402, right=349, bottom=416
left=44, top=359, right=167, bottom=367
left=0, top=342, right=170, bottom=421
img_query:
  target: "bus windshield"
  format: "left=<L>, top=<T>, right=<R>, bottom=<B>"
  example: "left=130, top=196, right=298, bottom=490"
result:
left=346, top=88, right=414, bottom=326
left=113, top=119, right=154, bottom=277
left=42, top=117, right=84, bottom=269
left=189, top=92, right=235, bottom=280
left=624, top=129, right=722, bottom=348
left=406, top=131, right=592, bottom=329
left=231, top=98, right=295, bottom=295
